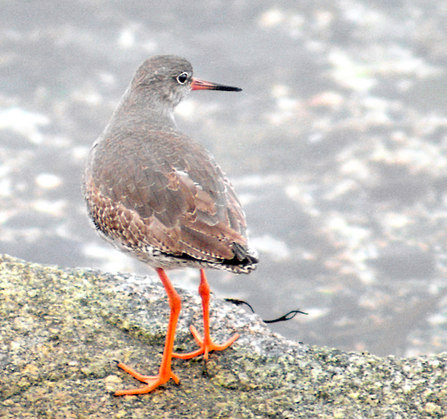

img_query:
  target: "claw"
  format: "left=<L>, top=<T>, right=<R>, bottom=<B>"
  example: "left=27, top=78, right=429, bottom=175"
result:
left=173, top=325, right=239, bottom=360
left=114, top=361, right=180, bottom=396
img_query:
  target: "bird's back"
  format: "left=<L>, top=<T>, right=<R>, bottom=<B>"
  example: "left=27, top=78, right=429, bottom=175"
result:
left=84, top=127, right=258, bottom=273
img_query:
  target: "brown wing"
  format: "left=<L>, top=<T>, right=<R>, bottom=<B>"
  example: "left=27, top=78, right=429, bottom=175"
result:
left=85, top=130, right=249, bottom=264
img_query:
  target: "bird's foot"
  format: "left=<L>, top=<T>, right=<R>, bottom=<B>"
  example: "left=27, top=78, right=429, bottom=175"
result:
left=173, top=325, right=239, bottom=360
left=114, top=361, right=180, bottom=396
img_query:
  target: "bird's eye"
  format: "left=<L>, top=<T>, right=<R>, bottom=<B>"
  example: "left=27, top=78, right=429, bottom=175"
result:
left=176, top=72, right=188, bottom=84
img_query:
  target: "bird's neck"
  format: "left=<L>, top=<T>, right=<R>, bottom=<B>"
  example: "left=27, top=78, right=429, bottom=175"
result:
left=110, top=85, right=178, bottom=132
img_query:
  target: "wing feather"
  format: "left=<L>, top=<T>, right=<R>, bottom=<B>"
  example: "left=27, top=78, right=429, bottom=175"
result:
left=86, top=129, right=251, bottom=264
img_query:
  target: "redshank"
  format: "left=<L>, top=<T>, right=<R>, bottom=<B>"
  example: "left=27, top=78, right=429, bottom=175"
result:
left=83, top=55, right=258, bottom=396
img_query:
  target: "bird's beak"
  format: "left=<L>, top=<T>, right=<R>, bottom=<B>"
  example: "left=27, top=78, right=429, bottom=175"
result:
left=191, top=78, right=242, bottom=92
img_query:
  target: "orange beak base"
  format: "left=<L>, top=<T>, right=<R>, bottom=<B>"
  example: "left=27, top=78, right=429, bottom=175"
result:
left=191, top=77, right=242, bottom=92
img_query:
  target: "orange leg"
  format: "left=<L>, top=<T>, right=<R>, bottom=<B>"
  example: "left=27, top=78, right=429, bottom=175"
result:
left=173, top=269, right=239, bottom=361
left=114, top=268, right=181, bottom=396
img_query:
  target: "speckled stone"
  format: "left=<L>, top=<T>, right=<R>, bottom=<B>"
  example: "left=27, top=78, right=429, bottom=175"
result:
left=1, top=254, right=446, bottom=418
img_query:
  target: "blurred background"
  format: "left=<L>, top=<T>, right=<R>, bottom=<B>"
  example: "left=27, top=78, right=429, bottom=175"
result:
left=2, top=0, right=447, bottom=357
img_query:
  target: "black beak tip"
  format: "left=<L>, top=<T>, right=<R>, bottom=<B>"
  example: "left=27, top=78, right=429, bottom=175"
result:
left=220, top=85, right=242, bottom=92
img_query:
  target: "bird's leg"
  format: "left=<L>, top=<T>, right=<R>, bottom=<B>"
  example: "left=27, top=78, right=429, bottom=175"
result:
left=173, top=269, right=239, bottom=360
left=114, top=268, right=181, bottom=396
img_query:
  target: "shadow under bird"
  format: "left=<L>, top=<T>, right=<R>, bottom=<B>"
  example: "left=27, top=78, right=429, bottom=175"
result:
left=83, top=55, right=258, bottom=396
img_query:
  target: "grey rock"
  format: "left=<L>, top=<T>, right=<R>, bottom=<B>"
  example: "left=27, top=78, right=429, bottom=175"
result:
left=0, top=254, right=446, bottom=418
